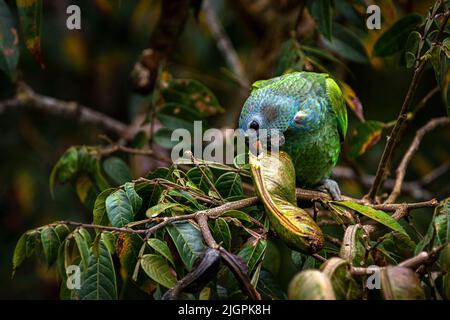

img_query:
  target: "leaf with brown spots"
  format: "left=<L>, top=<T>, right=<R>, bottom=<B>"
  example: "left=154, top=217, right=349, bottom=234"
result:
left=16, top=0, right=44, bottom=68
left=346, top=120, right=385, bottom=158
left=159, top=72, right=224, bottom=119
left=340, top=82, right=364, bottom=121
left=0, top=0, right=20, bottom=78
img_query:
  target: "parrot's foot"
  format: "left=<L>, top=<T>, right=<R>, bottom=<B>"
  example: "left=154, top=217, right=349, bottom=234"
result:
left=317, top=179, right=342, bottom=201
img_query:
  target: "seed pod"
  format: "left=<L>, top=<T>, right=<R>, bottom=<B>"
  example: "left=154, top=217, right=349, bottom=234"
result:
left=381, top=266, right=425, bottom=300
left=321, top=257, right=363, bottom=299
left=340, top=224, right=367, bottom=267
left=249, top=151, right=324, bottom=254
left=288, top=270, right=336, bottom=300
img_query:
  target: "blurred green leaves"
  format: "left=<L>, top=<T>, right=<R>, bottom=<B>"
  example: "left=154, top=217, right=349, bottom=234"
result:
left=0, top=0, right=20, bottom=79
left=373, top=14, right=423, bottom=57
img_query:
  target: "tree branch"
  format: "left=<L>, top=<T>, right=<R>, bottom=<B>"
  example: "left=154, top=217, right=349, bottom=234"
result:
left=202, top=0, right=250, bottom=88
left=366, top=5, right=450, bottom=202
left=351, top=245, right=446, bottom=275
left=2, top=82, right=129, bottom=137
left=131, top=0, right=191, bottom=93
left=295, top=188, right=438, bottom=211
left=387, top=117, right=450, bottom=203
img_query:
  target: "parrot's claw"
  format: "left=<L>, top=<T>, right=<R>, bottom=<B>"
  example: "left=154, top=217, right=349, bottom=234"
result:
left=317, top=179, right=342, bottom=201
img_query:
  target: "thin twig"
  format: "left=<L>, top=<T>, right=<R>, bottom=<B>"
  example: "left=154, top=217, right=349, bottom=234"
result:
left=295, top=188, right=438, bottom=211
left=58, top=221, right=147, bottom=234
left=419, top=159, right=450, bottom=186
left=351, top=245, right=446, bottom=275
left=387, top=117, right=450, bottom=203
left=202, top=0, right=250, bottom=88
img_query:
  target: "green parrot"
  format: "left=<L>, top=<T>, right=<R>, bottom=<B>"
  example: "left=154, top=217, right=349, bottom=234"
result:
left=239, top=71, right=347, bottom=200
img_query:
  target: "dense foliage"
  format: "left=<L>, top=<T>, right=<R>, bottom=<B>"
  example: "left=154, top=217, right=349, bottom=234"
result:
left=2, top=0, right=450, bottom=300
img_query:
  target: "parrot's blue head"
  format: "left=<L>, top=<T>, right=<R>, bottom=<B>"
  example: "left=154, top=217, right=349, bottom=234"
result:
left=238, top=89, right=298, bottom=150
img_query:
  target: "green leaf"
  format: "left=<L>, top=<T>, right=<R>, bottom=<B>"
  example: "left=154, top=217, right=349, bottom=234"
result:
left=186, top=167, right=215, bottom=193
left=373, top=14, right=423, bottom=57
left=322, top=24, right=369, bottom=64
left=54, top=224, right=70, bottom=242
left=12, top=233, right=27, bottom=277
left=213, top=218, right=231, bottom=250
left=102, top=157, right=132, bottom=185
left=93, top=188, right=115, bottom=227
left=74, top=231, right=90, bottom=271
left=25, top=230, right=41, bottom=258
left=141, top=254, right=177, bottom=288
left=79, top=240, right=117, bottom=300
left=105, top=189, right=134, bottom=228
left=415, top=199, right=450, bottom=254
left=379, top=232, right=415, bottom=262
left=123, top=182, right=142, bottom=214
left=16, top=0, right=43, bottom=66
left=347, top=120, right=385, bottom=158
left=214, top=172, right=243, bottom=199
left=238, top=240, right=267, bottom=274
left=0, top=0, right=20, bottom=79
left=405, top=31, right=421, bottom=68
left=430, top=46, right=445, bottom=85
left=257, top=269, right=287, bottom=299
left=146, top=202, right=180, bottom=218
left=339, top=82, right=365, bottom=122
left=307, top=0, right=333, bottom=40
left=100, top=232, right=116, bottom=255
left=166, top=221, right=206, bottom=271
left=40, top=226, right=61, bottom=267
left=117, top=233, right=144, bottom=278
left=154, top=128, right=178, bottom=149
left=222, top=210, right=252, bottom=223
left=275, top=38, right=303, bottom=76
left=159, top=75, right=224, bottom=118
left=157, top=113, right=195, bottom=132
left=49, top=146, right=102, bottom=198
left=147, top=238, right=174, bottom=267
left=334, top=201, right=407, bottom=235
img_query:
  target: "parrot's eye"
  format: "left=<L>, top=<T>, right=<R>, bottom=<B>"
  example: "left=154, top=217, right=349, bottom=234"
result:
left=249, top=120, right=260, bottom=131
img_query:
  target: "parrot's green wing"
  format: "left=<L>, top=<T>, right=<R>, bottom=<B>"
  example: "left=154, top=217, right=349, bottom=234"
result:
left=250, top=76, right=282, bottom=94
left=325, top=76, right=348, bottom=141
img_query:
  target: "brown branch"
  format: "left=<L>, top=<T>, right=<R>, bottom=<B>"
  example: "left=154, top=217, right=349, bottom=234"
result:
left=0, top=98, right=21, bottom=113
left=131, top=0, right=190, bottom=94
left=58, top=220, right=147, bottom=235
left=419, top=159, right=450, bottom=186
left=366, top=5, right=449, bottom=202
left=295, top=188, right=438, bottom=211
left=351, top=245, right=446, bottom=275
left=387, top=117, right=450, bottom=203
left=196, top=213, right=219, bottom=248
left=202, top=0, right=250, bottom=88
left=4, top=82, right=129, bottom=137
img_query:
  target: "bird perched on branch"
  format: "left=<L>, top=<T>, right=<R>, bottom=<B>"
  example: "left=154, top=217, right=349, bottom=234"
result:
left=239, top=71, right=347, bottom=200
